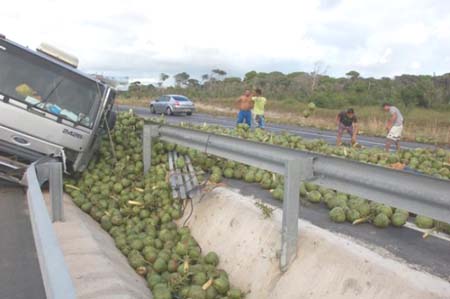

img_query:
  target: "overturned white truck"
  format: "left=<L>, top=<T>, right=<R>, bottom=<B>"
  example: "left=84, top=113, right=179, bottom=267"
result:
left=0, top=35, right=117, bottom=174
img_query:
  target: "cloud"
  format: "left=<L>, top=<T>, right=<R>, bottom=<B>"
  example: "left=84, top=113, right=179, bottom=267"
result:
left=1, top=0, right=449, bottom=81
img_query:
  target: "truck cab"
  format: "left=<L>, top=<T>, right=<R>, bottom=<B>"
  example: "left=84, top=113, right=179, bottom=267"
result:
left=0, top=36, right=116, bottom=172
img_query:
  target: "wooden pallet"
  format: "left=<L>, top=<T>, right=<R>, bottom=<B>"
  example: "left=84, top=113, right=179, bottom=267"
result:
left=168, top=151, right=200, bottom=200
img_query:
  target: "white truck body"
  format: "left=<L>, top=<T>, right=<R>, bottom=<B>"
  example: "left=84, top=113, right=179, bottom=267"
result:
left=0, top=36, right=116, bottom=172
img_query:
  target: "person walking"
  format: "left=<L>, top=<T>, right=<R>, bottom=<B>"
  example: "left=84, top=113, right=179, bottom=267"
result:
left=236, top=89, right=253, bottom=127
left=252, top=88, right=267, bottom=129
left=336, top=108, right=358, bottom=146
left=383, top=103, right=404, bottom=151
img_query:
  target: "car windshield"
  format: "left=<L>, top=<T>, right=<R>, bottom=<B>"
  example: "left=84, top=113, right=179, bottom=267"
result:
left=172, top=96, right=190, bottom=102
left=0, top=41, right=104, bottom=128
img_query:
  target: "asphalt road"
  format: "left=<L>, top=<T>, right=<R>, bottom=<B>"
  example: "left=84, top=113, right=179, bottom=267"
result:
left=226, top=179, right=450, bottom=281
left=117, top=105, right=432, bottom=150
left=0, top=182, right=46, bottom=299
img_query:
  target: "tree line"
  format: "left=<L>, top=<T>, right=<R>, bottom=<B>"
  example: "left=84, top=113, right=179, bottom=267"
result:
left=121, top=69, right=450, bottom=109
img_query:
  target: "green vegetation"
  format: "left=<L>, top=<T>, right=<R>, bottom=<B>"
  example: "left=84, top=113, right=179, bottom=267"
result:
left=118, top=70, right=450, bottom=145
left=122, top=70, right=450, bottom=110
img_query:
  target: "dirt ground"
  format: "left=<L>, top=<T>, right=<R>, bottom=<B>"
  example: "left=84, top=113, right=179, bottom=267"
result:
left=180, top=187, right=450, bottom=299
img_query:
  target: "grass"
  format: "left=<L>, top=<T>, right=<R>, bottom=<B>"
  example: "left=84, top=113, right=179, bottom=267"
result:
left=117, top=97, right=450, bottom=146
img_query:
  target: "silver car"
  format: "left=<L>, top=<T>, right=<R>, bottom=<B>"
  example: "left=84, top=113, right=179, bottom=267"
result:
left=150, top=95, right=195, bottom=115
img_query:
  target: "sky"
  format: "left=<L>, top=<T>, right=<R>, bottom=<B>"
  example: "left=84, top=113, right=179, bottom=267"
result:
left=2, top=0, right=450, bottom=84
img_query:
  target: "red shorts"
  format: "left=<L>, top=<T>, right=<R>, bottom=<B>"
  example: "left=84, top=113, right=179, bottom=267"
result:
left=338, top=123, right=353, bottom=136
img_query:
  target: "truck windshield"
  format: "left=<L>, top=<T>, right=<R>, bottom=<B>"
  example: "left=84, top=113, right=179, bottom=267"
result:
left=0, top=42, right=104, bottom=128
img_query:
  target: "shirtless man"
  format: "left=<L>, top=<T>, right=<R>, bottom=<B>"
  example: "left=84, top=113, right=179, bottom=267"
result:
left=236, top=89, right=253, bottom=127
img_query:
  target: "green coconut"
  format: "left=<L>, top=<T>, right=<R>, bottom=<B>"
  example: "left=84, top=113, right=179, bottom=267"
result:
left=213, top=277, right=230, bottom=295
left=373, top=213, right=390, bottom=228
left=391, top=212, right=408, bottom=227
left=272, top=187, right=284, bottom=201
left=188, top=285, right=206, bottom=299
left=307, top=190, right=322, bottom=203
left=346, top=209, right=361, bottom=223
left=329, top=207, right=346, bottom=223
left=415, top=215, right=434, bottom=229
left=205, top=252, right=220, bottom=266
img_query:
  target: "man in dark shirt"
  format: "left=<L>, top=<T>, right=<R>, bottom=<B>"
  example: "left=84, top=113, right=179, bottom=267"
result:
left=336, top=108, right=358, bottom=146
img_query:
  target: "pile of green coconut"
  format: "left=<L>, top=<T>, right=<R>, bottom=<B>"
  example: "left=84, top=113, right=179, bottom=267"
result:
left=171, top=120, right=450, bottom=233
left=65, top=112, right=245, bottom=299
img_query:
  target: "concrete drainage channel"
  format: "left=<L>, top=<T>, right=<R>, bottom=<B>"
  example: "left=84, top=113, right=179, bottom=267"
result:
left=178, top=187, right=450, bottom=299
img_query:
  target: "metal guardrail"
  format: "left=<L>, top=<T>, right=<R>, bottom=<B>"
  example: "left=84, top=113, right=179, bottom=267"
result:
left=143, top=124, right=450, bottom=271
left=21, top=160, right=76, bottom=299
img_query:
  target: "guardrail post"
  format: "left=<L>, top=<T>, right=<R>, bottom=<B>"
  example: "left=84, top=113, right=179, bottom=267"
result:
left=48, top=162, right=64, bottom=222
left=280, top=157, right=314, bottom=272
left=143, top=124, right=159, bottom=174
left=36, top=161, right=64, bottom=222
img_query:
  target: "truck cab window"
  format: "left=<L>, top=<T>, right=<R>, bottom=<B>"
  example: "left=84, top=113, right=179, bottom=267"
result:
left=0, top=43, right=104, bottom=128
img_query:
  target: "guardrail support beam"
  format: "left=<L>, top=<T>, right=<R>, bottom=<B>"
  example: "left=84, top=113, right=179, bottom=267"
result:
left=280, top=157, right=314, bottom=272
left=36, top=161, right=64, bottom=222
left=143, top=124, right=159, bottom=174
left=48, top=162, right=64, bottom=222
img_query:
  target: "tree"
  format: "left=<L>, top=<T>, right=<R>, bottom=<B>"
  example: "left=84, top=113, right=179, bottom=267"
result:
left=187, top=78, right=200, bottom=88
left=345, top=71, right=360, bottom=80
left=120, top=68, right=450, bottom=110
left=311, top=61, right=329, bottom=92
left=201, top=74, right=209, bottom=82
left=223, top=77, right=242, bottom=84
left=244, top=71, right=257, bottom=82
left=211, top=69, right=227, bottom=80
left=158, top=73, right=169, bottom=87
left=174, top=72, right=190, bottom=87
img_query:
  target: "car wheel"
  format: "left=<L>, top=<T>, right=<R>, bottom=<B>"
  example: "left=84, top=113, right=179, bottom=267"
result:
left=186, top=111, right=192, bottom=116
left=150, top=105, right=156, bottom=114
left=165, top=107, right=173, bottom=116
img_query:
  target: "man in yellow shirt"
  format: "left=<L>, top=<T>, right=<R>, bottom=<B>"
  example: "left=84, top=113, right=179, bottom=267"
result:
left=252, top=88, right=267, bottom=129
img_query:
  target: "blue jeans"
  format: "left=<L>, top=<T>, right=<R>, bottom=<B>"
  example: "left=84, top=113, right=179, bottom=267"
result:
left=237, top=110, right=252, bottom=127
left=255, top=114, right=265, bottom=129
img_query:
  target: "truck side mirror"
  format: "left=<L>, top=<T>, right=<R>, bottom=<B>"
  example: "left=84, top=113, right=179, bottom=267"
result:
left=107, top=111, right=116, bottom=130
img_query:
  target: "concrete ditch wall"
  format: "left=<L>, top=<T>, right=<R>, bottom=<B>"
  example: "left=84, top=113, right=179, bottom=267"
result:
left=45, top=194, right=152, bottom=299
left=180, top=187, right=450, bottom=299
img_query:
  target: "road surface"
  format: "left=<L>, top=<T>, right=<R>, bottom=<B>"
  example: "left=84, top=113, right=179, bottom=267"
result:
left=118, top=105, right=433, bottom=150
left=0, top=181, right=46, bottom=299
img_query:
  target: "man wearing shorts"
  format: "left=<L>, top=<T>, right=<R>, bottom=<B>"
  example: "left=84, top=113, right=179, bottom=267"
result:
left=383, top=103, right=404, bottom=151
left=336, top=108, right=358, bottom=146
left=236, top=89, right=253, bottom=127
